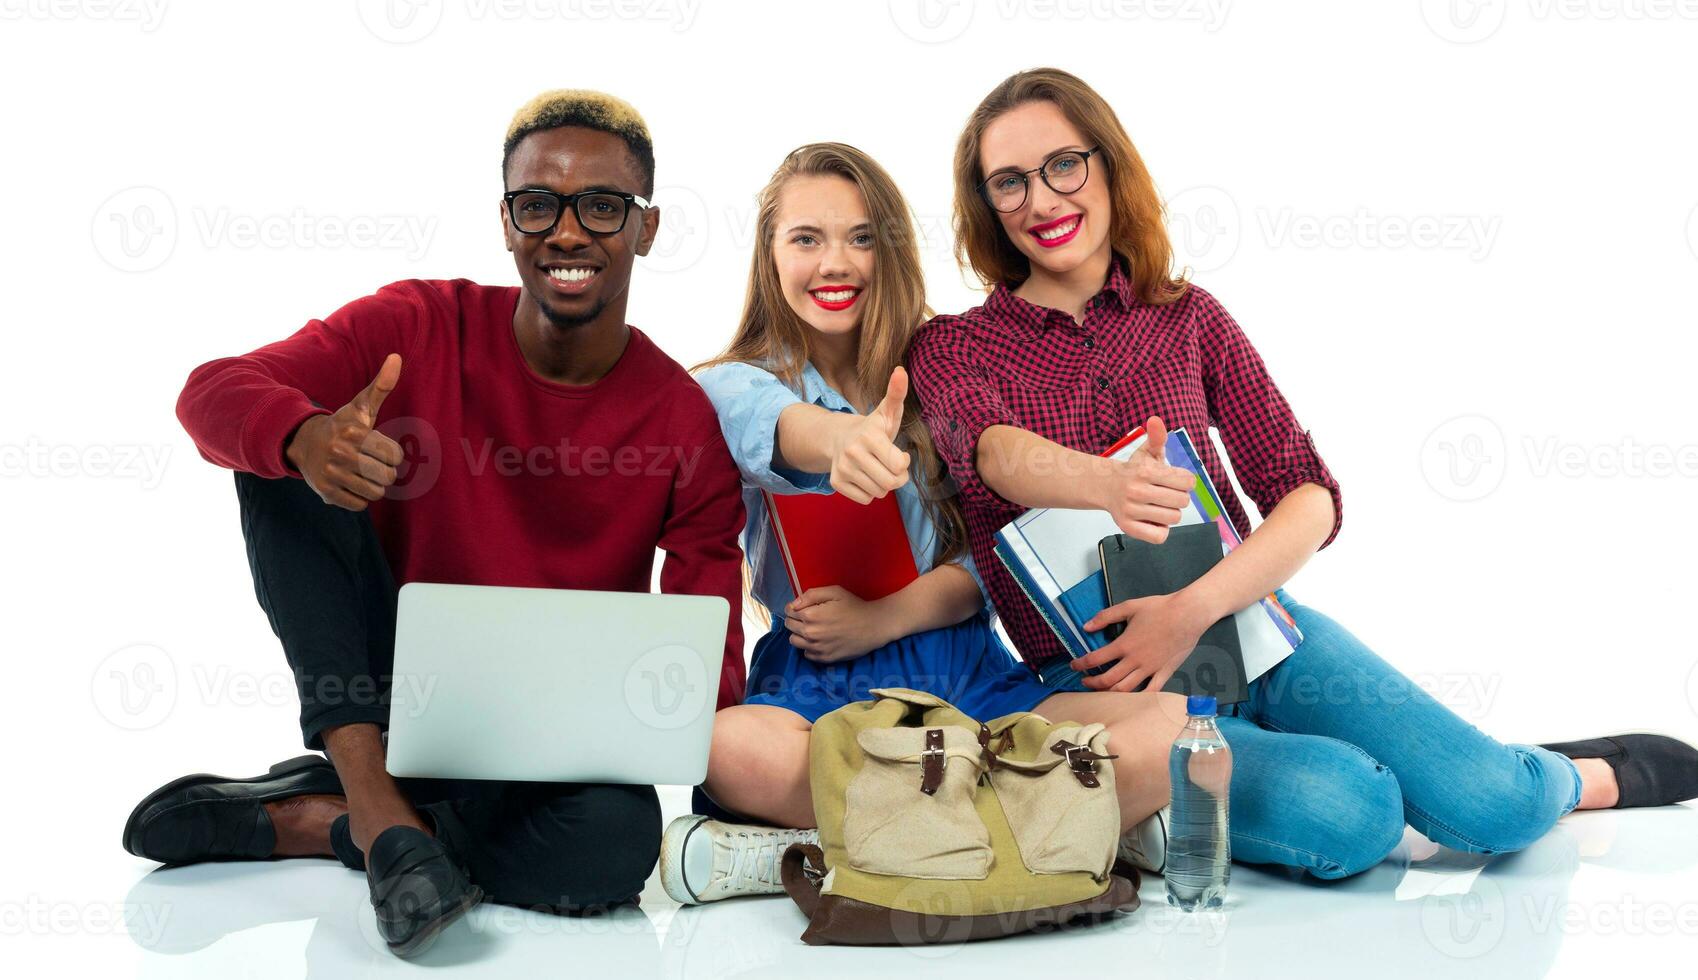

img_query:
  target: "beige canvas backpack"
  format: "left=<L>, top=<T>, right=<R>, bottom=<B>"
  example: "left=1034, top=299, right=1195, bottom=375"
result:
left=780, top=688, right=1141, bottom=945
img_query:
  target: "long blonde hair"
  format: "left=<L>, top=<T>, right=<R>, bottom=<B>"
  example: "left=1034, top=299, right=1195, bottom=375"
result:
left=953, top=67, right=1189, bottom=305
left=696, top=143, right=969, bottom=579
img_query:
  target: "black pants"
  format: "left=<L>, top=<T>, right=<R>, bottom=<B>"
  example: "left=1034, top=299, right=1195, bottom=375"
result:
left=234, top=471, right=660, bottom=911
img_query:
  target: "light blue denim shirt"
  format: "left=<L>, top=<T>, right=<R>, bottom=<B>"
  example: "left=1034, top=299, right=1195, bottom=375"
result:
left=694, top=358, right=987, bottom=622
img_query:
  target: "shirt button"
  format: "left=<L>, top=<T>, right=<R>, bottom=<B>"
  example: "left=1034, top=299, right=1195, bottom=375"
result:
left=1096, top=377, right=1110, bottom=391
left=1083, top=336, right=1095, bottom=350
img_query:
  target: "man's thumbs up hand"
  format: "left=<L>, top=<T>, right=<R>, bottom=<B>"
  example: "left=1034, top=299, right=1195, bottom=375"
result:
left=285, top=354, right=408, bottom=511
left=348, top=353, right=402, bottom=428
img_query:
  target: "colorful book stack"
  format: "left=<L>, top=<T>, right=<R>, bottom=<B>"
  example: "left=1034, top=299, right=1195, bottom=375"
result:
left=992, top=426, right=1302, bottom=683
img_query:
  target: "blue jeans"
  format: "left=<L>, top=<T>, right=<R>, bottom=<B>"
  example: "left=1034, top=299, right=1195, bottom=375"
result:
left=1037, top=588, right=1583, bottom=879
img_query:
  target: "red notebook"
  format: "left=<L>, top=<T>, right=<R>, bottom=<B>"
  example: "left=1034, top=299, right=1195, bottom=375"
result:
left=763, top=488, right=920, bottom=602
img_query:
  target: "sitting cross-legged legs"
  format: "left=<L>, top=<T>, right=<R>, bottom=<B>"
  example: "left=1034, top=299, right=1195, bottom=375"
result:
left=125, top=472, right=666, bottom=956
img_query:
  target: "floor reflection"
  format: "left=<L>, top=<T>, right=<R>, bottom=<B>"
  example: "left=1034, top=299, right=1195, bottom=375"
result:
left=126, top=859, right=661, bottom=975
left=121, top=806, right=1698, bottom=979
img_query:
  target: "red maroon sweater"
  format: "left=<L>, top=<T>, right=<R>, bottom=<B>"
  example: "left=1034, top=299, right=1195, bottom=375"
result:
left=177, top=279, right=748, bottom=710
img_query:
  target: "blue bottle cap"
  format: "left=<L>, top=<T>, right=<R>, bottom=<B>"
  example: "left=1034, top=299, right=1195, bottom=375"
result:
left=1187, top=695, right=1217, bottom=716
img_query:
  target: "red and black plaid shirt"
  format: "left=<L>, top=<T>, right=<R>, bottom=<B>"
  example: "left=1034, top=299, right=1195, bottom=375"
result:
left=907, top=258, right=1342, bottom=669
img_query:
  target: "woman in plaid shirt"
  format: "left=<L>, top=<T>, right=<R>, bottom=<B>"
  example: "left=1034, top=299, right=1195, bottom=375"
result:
left=908, top=68, right=1697, bottom=880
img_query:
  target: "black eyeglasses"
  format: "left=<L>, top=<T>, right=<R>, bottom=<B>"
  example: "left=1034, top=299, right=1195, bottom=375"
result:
left=977, top=147, right=1101, bottom=213
left=503, top=189, right=652, bottom=236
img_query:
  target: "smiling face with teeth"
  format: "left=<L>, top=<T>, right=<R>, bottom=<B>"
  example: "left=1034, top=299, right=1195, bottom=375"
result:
left=772, top=174, right=875, bottom=339
left=503, top=125, right=658, bottom=335
left=978, top=99, right=1113, bottom=283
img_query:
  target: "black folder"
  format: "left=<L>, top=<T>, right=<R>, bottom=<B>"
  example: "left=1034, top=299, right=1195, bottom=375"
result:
left=1096, top=525, right=1249, bottom=704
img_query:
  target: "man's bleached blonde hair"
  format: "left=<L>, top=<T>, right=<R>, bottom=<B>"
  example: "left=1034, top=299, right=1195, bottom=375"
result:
left=502, top=89, right=655, bottom=194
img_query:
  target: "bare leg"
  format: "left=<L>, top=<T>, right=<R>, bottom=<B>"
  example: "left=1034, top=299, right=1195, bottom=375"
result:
left=701, top=705, right=814, bottom=828
left=262, top=794, right=348, bottom=857
left=322, top=722, right=431, bottom=853
left=1036, top=690, right=1191, bottom=832
left=1573, top=757, right=1620, bottom=809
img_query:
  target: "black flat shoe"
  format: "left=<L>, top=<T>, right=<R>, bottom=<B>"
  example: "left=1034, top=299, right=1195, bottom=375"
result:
left=365, top=825, right=483, bottom=958
left=1539, top=733, right=1698, bottom=809
left=122, top=754, right=343, bottom=864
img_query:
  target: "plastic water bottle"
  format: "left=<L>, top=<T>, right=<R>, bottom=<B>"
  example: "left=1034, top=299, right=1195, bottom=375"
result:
left=1166, top=694, right=1231, bottom=911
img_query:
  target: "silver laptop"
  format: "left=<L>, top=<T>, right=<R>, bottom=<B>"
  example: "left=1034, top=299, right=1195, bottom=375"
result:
left=385, top=583, right=728, bottom=785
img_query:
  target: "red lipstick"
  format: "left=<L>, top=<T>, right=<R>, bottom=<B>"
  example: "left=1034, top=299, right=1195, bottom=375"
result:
left=1028, top=213, right=1083, bottom=249
left=809, top=286, right=862, bottom=312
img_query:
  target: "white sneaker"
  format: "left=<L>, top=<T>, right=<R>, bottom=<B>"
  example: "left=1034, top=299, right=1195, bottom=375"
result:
left=1118, top=805, right=1170, bottom=874
left=659, top=814, right=820, bottom=905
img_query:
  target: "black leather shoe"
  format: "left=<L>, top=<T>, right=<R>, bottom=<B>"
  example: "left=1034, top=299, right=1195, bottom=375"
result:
left=1539, top=733, right=1698, bottom=808
left=123, top=755, right=343, bottom=864
left=365, top=825, right=483, bottom=958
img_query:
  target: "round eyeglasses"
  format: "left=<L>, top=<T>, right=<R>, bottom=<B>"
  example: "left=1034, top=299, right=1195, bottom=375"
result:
left=503, top=189, right=652, bottom=236
left=977, top=147, right=1101, bottom=214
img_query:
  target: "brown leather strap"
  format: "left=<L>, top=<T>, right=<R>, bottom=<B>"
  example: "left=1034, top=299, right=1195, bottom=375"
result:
left=1051, top=739, right=1120, bottom=788
left=976, top=723, right=999, bottom=785
left=780, top=843, right=825, bottom=918
left=920, top=728, right=945, bottom=795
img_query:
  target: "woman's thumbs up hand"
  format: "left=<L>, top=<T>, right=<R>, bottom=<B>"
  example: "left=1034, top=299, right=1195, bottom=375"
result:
left=827, top=366, right=912, bottom=505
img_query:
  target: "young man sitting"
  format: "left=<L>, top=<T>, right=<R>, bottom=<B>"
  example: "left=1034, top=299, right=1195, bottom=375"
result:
left=122, top=90, right=746, bottom=958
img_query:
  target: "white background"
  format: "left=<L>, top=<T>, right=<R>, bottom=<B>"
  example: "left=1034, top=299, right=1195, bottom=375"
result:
left=3, top=1, right=1697, bottom=976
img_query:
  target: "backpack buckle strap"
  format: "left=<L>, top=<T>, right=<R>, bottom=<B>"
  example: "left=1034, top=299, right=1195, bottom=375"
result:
left=1052, top=739, right=1120, bottom=788
left=920, top=728, right=946, bottom=796
left=977, top=723, right=1000, bottom=786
